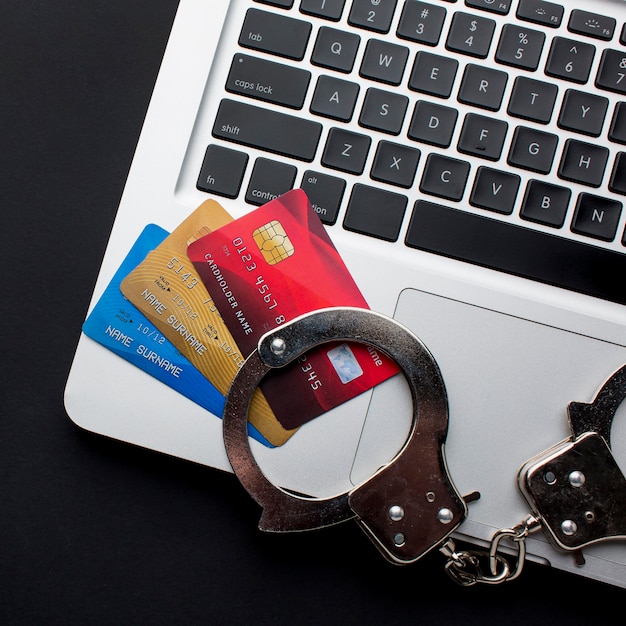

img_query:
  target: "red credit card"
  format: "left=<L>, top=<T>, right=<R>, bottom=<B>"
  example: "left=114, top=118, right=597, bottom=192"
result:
left=187, top=189, right=398, bottom=430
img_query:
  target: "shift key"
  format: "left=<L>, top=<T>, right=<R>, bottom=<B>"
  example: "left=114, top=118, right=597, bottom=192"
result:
left=212, top=99, right=322, bottom=162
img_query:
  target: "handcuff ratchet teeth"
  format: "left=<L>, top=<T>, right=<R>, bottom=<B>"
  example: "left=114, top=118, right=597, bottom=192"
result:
left=222, top=307, right=475, bottom=565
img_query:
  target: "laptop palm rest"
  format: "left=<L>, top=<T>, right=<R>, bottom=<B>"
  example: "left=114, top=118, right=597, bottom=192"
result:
left=350, top=287, right=626, bottom=574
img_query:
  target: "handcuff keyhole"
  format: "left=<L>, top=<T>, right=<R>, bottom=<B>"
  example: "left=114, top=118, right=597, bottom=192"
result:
left=544, top=470, right=557, bottom=485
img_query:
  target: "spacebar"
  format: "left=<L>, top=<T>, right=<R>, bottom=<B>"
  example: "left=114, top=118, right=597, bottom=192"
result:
left=212, top=99, right=322, bottom=162
left=405, top=200, right=626, bottom=305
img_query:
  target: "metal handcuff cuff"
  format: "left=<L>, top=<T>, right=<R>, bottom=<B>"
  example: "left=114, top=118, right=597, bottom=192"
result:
left=222, top=307, right=626, bottom=585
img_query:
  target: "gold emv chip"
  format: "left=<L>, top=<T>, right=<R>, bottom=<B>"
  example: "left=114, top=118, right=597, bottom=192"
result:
left=252, top=220, right=295, bottom=265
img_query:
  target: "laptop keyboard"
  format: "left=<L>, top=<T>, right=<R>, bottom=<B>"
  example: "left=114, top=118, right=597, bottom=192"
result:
left=196, top=0, right=626, bottom=305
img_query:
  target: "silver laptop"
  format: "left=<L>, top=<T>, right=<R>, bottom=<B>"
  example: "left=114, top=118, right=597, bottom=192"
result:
left=64, top=0, right=626, bottom=587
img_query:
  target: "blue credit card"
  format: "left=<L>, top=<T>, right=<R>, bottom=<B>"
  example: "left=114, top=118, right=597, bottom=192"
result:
left=82, top=224, right=273, bottom=447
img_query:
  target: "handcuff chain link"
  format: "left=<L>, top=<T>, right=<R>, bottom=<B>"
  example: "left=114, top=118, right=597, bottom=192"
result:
left=441, top=514, right=542, bottom=586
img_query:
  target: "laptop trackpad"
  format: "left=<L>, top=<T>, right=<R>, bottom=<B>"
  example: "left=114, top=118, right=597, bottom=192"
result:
left=350, top=288, right=626, bottom=532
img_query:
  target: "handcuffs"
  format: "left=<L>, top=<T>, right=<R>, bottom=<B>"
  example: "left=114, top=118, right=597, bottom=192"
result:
left=222, top=307, right=626, bottom=585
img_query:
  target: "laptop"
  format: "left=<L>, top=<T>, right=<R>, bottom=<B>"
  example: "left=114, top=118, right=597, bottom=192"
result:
left=64, top=0, right=626, bottom=587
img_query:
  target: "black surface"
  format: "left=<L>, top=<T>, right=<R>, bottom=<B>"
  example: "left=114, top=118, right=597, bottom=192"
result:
left=405, top=199, right=626, bottom=305
left=1, top=2, right=624, bottom=624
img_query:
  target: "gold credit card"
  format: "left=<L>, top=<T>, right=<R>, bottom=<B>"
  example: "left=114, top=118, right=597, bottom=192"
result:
left=120, top=200, right=297, bottom=446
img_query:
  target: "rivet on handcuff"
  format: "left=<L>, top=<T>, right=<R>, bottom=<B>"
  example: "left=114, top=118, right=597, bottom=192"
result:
left=222, top=307, right=626, bottom=585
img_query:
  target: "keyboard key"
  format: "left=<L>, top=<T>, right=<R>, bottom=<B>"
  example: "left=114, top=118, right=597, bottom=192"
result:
left=495, top=24, right=545, bottom=71
left=446, top=12, right=495, bottom=59
left=396, top=1, right=447, bottom=46
left=300, top=170, right=346, bottom=224
left=545, top=37, right=595, bottom=84
left=465, top=0, right=511, bottom=15
left=343, top=183, right=407, bottom=242
left=348, top=0, right=398, bottom=33
left=255, top=0, right=294, bottom=7
left=226, top=54, right=311, bottom=109
left=520, top=180, right=570, bottom=227
left=457, top=64, right=508, bottom=111
left=359, top=39, right=409, bottom=85
left=405, top=200, right=626, bottom=304
left=557, top=89, right=608, bottom=137
left=310, top=75, right=360, bottom=121
left=212, top=99, right=322, bottom=161
left=516, top=0, right=563, bottom=28
left=408, top=52, right=458, bottom=98
left=321, top=127, right=371, bottom=174
left=609, top=102, right=626, bottom=144
left=571, top=193, right=622, bottom=241
left=507, top=76, right=558, bottom=124
left=359, top=88, right=408, bottom=134
left=419, top=153, right=470, bottom=201
left=595, top=49, right=626, bottom=95
left=609, top=152, right=626, bottom=195
left=196, top=144, right=248, bottom=198
left=370, top=141, right=421, bottom=188
left=470, top=166, right=520, bottom=214
left=408, top=100, right=458, bottom=147
left=245, top=157, right=297, bottom=205
left=568, top=10, right=616, bottom=41
left=239, top=8, right=312, bottom=60
left=558, top=139, right=609, bottom=187
left=457, top=113, right=508, bottom=160
left=300, top=0, right=346, bottom=20
left=507, top=126, right=558, bottom=174
left=311, top=27, right=361, bottom=73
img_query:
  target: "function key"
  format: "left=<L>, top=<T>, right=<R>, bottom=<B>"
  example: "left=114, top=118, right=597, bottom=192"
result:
left=568, top=10, right=616, bottom=41
left=465, top=0, right=511, bottom=15
left=621, top=23, right=626, bottom=45
left=348, top=0, right=398, bottom=34
left=197, top=145, right=248, bottom=198
left=516, top=0, right=563, bottom=28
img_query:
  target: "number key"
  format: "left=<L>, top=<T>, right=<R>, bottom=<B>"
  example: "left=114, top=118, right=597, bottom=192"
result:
left=396, top=1, right=447, bottom=46
left=545, top=36, right=595, bottom=84
left=446, top=12, right=496, bottom=59
left=495, top=24, right=545, bottom=71
left=348, top=0, right=398, bottom=34
left=595, top=49, right=626, bottom=96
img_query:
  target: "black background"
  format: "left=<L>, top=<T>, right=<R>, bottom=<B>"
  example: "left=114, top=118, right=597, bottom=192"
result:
left=1, top=2, right=623, bottom=623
